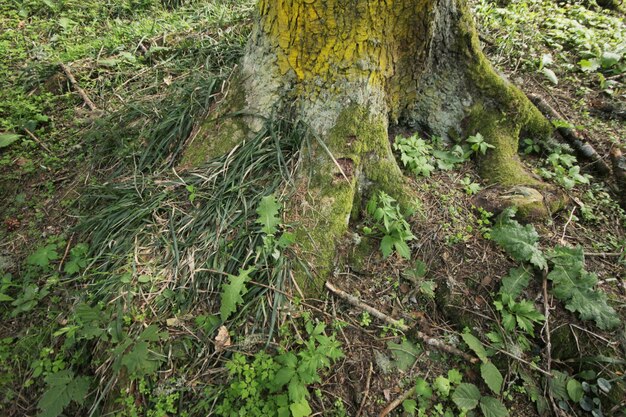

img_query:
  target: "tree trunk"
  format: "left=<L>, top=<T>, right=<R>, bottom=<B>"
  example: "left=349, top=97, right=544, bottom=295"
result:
left=188, top=0, right=562, bottom=290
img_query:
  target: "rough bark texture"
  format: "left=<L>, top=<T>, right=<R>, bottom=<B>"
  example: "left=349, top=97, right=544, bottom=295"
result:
left=185, top=0, right=560, bottom=290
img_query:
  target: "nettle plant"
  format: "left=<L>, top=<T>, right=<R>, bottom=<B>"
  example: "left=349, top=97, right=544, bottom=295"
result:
left=363, top=191, right=415, bottom=259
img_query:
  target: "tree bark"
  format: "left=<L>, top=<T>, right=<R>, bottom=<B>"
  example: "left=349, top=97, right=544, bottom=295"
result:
left=188, top=0, right=562, bottom=290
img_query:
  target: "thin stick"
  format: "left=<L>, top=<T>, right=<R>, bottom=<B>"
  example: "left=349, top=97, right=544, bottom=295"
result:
left=325, top=281, right=479, bottom=363
left=356, top=362, right=373, bottom=417
left=527, top=93, right=610, bottom=176
left=379, top=386, right=415, bottom=417
left=23, top=128, right=54, bottom=155
left=58, top=233, right=75, bottom=272
left=560, top=206, right=576, bottom=243
left=60, top=63, right=97, bottom=111
left=542, top=270, right=553, bottom=375
left=495, top=347, right=552, bottom=377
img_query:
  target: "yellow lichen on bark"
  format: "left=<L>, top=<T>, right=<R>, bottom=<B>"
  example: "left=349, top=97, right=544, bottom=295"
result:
left=256, top=0, right=432, bottom=109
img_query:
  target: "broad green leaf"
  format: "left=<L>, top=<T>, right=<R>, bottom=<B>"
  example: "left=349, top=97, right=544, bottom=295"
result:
left=402, top=399, right=417, bottom=414
left=579, top=59, right=601, bottom=73
left=597, top=378, right=611, bottom=393
left=491, top=208, right=547, bottom=270
left=479, top=396, right=509, bottom=417
left=415, top=378, right=433, bottom=398
left=37, top=370, right=90, bottom=417
left=548, top=246, right=620, bottom=330
left=121, top=341, right=162, bottom=377
left=0, top=133, right=21, bottom=149
left=287, top=376, right=307, bottom=403
left=27, top=244, right=59, bottom=267
left=461, top=332, right=489, bottom=363
left=567, top=379, right=584, bottom=402
left=380, top=235, right=394, bottom=258
left=448, top=369, right=463, bottom=385
left=388, top=339, right=421, bottom=372
left=601, top=51, right=621, bottom=68
left=290, top=400, right=312, bottom=417
left=256, top=195, right=281, bottom=235
left=452, top=383, right=480, bottom=410
left=481, top=362, right=503, bottom=394
left=434, top=375, right=451, bottom=397
left=394, top=239, right=411, bottom=259
left=549, top=370, right=569, bottom=401
left=500, top=266, right=533, bottom=298
left=271, top=367, right=295, bottom=391
left=220, top=268, right=255, bottom=322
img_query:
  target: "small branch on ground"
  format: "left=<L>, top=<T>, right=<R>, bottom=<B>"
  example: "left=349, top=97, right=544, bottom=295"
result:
left=356, top=362, right=373, bottom=417
left=23, top=128, right=54, bottom=155
left=378, top=386, right=415, bottom=417
left=527, top=93, right=611, bottom=176
left=541, top=270, right=552, bottom=375
left=60, top=63, right=97, bottom=111
left=325, top=281, right=479, bottom=363
left=610, top=147, right=626, bottom=209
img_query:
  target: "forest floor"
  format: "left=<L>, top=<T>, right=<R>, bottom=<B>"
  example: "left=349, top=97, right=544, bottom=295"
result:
left=0, top=1, right=624, bottom=417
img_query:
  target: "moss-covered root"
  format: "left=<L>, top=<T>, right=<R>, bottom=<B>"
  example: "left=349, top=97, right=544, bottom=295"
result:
left=287, top=106, right=416, bottom=292
left=178, top=74, right=250, bottom=169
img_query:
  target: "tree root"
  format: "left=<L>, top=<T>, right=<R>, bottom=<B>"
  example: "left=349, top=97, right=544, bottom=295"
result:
left=325, top=281, right=479, bottom=364
left=528, top=93, right=611, bottom=176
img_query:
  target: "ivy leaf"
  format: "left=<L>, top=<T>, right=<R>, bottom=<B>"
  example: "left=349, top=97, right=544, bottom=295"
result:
left=37, top=370, right=90, bottom=417
left=481, top=362, right=503, bottom=395
left=500, top=266, right=533, bottom=298
left=461, top=332, right=489, bottom=363
left=220, top=268, right=255, bottom=322
left=479, top=396, right=509, bottom=417
left=491, top=208, right=547, bottom=270
left=256, top=195, right=281, bottom=235
left=27, top=244, right=59, bottom=268
left=452, top=383, right=481, bottom=410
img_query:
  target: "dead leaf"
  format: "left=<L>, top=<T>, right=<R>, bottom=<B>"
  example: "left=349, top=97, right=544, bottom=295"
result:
left=215, top=325, right=231, bottom=352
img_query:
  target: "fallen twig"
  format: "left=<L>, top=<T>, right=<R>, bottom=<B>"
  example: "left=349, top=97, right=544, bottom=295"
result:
left=23, top=128, right=54, bottom=155
left=379, top=386, right=415, bottom=417
left=542, top=270, right=553, bottom=375
left=325, top=281, right=479, bottom=363
left=527, top=93, right=611, bottom=176
left=610, top=147, right=626, bottom=209
left=60, top=63, right=97, bottom=111
left=356, top=362, right=373, bottom=417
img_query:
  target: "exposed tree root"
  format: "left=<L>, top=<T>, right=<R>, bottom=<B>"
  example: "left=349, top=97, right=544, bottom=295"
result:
left=325, top=281, right=479, bottom=364
left=528, top=93, right=611, bottom=176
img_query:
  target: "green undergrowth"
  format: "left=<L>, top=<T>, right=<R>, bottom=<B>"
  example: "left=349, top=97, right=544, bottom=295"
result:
left=474, top=0, right=625, bottom=96
left=0, top=116, right=318, bottom=416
